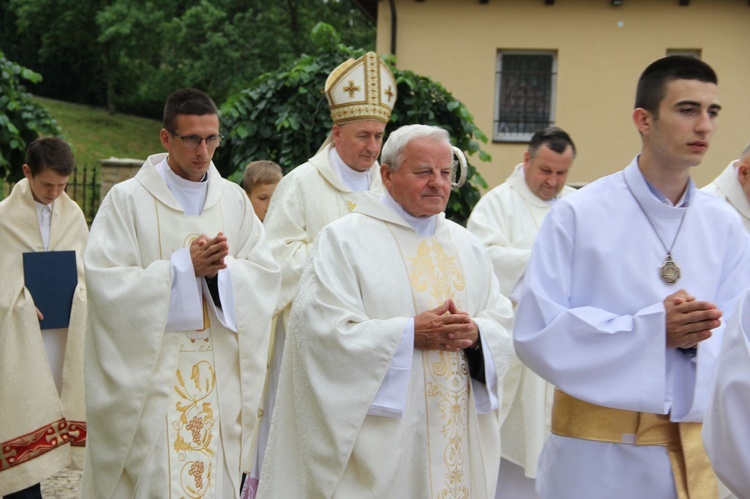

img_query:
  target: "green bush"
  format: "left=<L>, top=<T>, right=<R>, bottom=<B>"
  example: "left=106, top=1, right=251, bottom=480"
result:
left=218, top=23, right=489, bottom=226
left=0, top=50, right=61, bottom=187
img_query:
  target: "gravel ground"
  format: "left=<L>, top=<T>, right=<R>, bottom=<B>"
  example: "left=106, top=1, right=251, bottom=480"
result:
left=40, top=468, right=82, bottom=498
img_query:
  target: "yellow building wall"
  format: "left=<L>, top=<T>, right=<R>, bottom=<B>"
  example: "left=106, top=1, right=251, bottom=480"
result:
left=375, top=0, right=750, bottom=190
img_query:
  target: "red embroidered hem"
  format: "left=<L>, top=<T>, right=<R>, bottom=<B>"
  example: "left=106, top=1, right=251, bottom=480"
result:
left=1, top=418, right=87, bottom=470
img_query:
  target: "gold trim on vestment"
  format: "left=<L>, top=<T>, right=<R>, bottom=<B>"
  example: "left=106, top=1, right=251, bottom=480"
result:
left=551, top=390, right=717, bottom=499
left=391, top=227, right=471, bottom=498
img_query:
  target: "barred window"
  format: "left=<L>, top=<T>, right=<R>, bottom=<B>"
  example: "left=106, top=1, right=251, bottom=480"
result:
left=494, top=51, right=557, bottom=142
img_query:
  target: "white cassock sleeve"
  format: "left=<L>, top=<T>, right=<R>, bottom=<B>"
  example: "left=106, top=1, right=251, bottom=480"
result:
left=511, top=196, right=750, bottom=420
left=514, top=202, right=671, bottom=414
left=703, top=290, right=750, bottom=498
left=166, top=248, right=203, bottom=331
left=167, top=249, right=238, bottom=332
left=368, top=319, right=415, bottom=417
left=472, top=330, right=499, bottom=414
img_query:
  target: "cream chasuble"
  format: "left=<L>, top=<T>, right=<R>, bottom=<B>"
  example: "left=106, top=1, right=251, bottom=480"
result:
left=0, top=179, right=88, bottom=496
left=701, top=160, right=750, bottom=232
left=249, top=144, right=383, bottom=492
left=258, top=192, right=513, bottom=499
left=263, top=143, right=383, bottom=314
left=83, top=153, right=279, bottom=499
left=467, top=164, right=575, bottom=481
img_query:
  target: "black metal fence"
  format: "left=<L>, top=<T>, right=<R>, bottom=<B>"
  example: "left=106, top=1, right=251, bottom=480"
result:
left=66, top=166, right=100, bottom=224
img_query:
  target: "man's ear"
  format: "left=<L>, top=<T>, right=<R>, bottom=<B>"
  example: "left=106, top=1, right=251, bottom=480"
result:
left=523, top=150, right=531, bottom=168
left=738, top=162, right=750, bottom=186
left=332, top=124, right=342, bottom=145
left=633, top=108, right=652, bottom=136
left=22, top=164, right=32, bottom=180
left=160, top=128, right=171, bottom=150
left=380, top=163, right=392, bottom=188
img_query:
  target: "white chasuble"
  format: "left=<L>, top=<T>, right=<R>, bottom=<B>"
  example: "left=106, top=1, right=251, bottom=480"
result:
left=249, top=144, right=383, bottom=491
left=257, top=192, right=514, bottom=499
left=156, top=202, right=223, bottom=499
left=386, top=225, right=472, bottom=498
left=83, top=154, right=280, bottom=499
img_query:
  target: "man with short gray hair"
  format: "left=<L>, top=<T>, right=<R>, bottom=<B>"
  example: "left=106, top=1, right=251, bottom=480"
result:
left=258, top=124, right=514, bottom=498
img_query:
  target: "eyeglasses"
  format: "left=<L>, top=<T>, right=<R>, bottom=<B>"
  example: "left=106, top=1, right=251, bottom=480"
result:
left=168, top=130, right=224, bottom=149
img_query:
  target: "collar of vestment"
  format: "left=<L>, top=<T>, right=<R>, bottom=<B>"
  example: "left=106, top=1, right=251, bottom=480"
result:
left=308, top=143, right=379, bottom=193
left=507, top=162, right=566, bottom=207
left=158, top=159, right=208, bottom=216
left=625, top=156, right=693, bottom=220
left=134, top=153, right=222, bottom=213
left=0, top=177, right=80, bottom=251
left=710, top=160, right=750, bottom=220
left=354, top=191, right=445, bottom=235
left=330, top=146, right=372, bottom=192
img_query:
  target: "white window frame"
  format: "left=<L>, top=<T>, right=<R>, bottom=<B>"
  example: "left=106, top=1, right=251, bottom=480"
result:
left=494, top=50, right=558, bottom=142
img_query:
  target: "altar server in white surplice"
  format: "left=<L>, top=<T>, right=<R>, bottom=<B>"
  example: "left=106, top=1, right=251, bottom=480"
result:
left=514, top=56, right=750, bottom=499
left=257, top=125, right=514, bottom=499
left=82, top=88, right=280, bottom=499
left=467, top=126, right=576, bottom=499
left=243, top=51, right=397, bottom=498
left=701, top=142, right=750, bottom=232
left=704, top=290, right=750, bottom=498
left=0, top=138, right=87, bottom=498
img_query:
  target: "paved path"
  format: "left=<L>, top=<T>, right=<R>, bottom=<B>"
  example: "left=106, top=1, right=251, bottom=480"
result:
left=41, top=468, right=81, bottom=498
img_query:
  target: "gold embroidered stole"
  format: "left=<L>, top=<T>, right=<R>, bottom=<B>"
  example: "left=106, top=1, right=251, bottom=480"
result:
left=390, top=224, right=472, bottom=499
left=552, top=390, right=718, bottom=499
left=156, top=200, right=224, bottom=499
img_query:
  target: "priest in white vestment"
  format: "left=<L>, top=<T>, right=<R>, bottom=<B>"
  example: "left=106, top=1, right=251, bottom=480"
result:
left=514, top=56, right=750, bottom=499
left=0, top=138, right=87, bottom=498
left=82, top=89, right=280, bottom=499
left=701, top=142, right=750, bottom=231
left=704, top=290, right=750, bottom=498
left=258, top=124, right=514, bottom=498
left=245, top=51, right=398, bottom=497
left=467, top=127, right=576, bottom=499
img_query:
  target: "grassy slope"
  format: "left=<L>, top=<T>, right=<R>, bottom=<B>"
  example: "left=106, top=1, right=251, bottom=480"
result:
left=33, top=96, right=164, bottom=171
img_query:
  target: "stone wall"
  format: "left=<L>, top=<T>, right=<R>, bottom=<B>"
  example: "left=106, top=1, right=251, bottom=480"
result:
left=99, top=157, right=143, bottom=200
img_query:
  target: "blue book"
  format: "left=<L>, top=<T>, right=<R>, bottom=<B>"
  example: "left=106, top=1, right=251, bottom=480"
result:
left=23, top=250, right=78, bottom=330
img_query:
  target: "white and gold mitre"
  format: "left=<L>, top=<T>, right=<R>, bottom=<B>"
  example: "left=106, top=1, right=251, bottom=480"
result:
left=325, top=51, right=397, bottom=125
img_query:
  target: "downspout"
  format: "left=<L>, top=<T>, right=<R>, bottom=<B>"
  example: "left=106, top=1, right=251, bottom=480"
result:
left=389, top=0, right=397, bottom=56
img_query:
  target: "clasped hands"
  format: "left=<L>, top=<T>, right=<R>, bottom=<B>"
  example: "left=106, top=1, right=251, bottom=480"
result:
left=190, top=232, right=228, bottom=278
left=414, top=299, right=479, bottom=352
left=664, top=289, right=722, bottom=350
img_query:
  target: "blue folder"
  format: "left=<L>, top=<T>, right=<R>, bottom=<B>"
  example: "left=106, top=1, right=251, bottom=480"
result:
left=23, top=250, right=78, bottom=330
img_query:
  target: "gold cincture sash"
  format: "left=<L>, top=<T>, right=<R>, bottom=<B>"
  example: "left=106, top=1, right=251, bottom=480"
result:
left=551, top=390, right=717, bottom=499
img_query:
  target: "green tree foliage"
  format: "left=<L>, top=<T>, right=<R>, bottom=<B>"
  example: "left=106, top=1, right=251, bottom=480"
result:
left=0, top=51, right=62, bottom=186
left=1, top=0, right=374, bottom=117
left=218, top=23, right=490, bottom=225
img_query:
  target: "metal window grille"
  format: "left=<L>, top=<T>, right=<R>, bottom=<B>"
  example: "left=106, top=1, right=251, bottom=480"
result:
left=495, top=52, right=556, bottom=141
